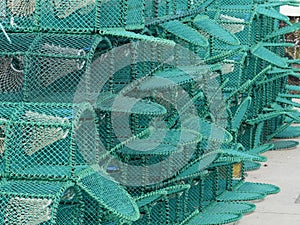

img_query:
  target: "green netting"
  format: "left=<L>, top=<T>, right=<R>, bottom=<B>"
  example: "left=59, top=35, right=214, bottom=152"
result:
left=0, top=33, right=99, bottom=103
left=0, top=0, right=298, bottom=224
left=96, top=92, right=167, bottom=115
left=275, top=126, right=300, bottom=139
left=251, top=44, right=288, bottom=68
left=160, top=20, right=208, bottom=47
left=1, top=0, right=145, bottom=32
left=137, top=66, right=210, bottom=91
left=271, top=140, right=299, bottom=150
left=216, top=149, right=267, bottom=163
left=193, top=15, right=240, bottom=46
left=217, top=190, right=266, bottom=202
left=204, top=201, right=256, bottom=214
left=0, top=102, right=104, bottom=179
left=248, top=143, right=274, bottom=155
left=243, top=161, right=261, bottom=171
left=231, top=97, right=251, bottom=130
left=0, top=180, right=74, bottom=224
left=77, top=171, right=139, bottom=221
left=233, top=182, right=280, bottom=195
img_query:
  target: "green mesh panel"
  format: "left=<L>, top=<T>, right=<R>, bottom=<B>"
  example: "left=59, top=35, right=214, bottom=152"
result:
left=126, top=0, right=145, bottom=30
left=4, top=103, right=72, bottom=179
left=275, top=126, right=300, bottom=139
left=186, top=178, right=202, bottom=213
left=205, top=202, right=256, bottom=214
left=251, top=44, right=288, bottom=68
left=271, top=140, right=299, bottom=150
left=0, top=180, right=73, bottom=224
left=231, top=97, right=251, bottom=130
left=217, top=190, right=266, bottom=202
left=193, top=15, right=240, bottom=46
left=40, top=0, right=97, bottom=32
left=99, top=0, right=125, bottom=28
left=77, top=171, right=139, bottom=221
left=233, top=182, right=280, bottom=195
left=80, top=191, right=104, bottom=225
left=243, top=161, right=261, bottom=171
left=96, top=92, right=167, bottom=115
left=202, top=170, right=216, bottom=208
left=220, top=164, right=236, bottom=194
left=160, top=20, right=208, bottom=47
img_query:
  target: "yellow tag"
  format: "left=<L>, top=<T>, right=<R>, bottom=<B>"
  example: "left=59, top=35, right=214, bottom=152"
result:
left=233, top=162, right=242, bottom=178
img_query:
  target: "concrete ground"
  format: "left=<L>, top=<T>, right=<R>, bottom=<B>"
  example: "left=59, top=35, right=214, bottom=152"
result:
left=239, top=136, right=300, bottom=224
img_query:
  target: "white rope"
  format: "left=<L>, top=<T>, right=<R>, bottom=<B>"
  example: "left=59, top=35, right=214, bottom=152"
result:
left=0, top=22, right=12, bottom=44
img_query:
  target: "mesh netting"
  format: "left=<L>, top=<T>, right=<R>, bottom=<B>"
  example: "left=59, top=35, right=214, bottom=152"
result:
left=0, top=0, right=298, bottom=224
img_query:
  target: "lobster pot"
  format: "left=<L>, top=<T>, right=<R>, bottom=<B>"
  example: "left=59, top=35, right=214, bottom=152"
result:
left=208, top=2, right=291, bottom=81
left=1, top=102, right=100, bottom=180
left=2, top=0, right=145, bottom=33
left=0, top=180, right=75, bottom=225
left=0, top=175, right=141, bottom=225
left=0, top=33, right=36, bottom=102
left=90, top=37, right=219, bottom=192
left=0, top=33, right=101, bottom=103
left=5, top=103, right=73, bottom=179
left=110, top=142, right=196, bottom=189
left=25, top=34, right=98, bottom=103
left=255, top=73, right=288, bottom=142
left=262, top=115, right=286, bottom=143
